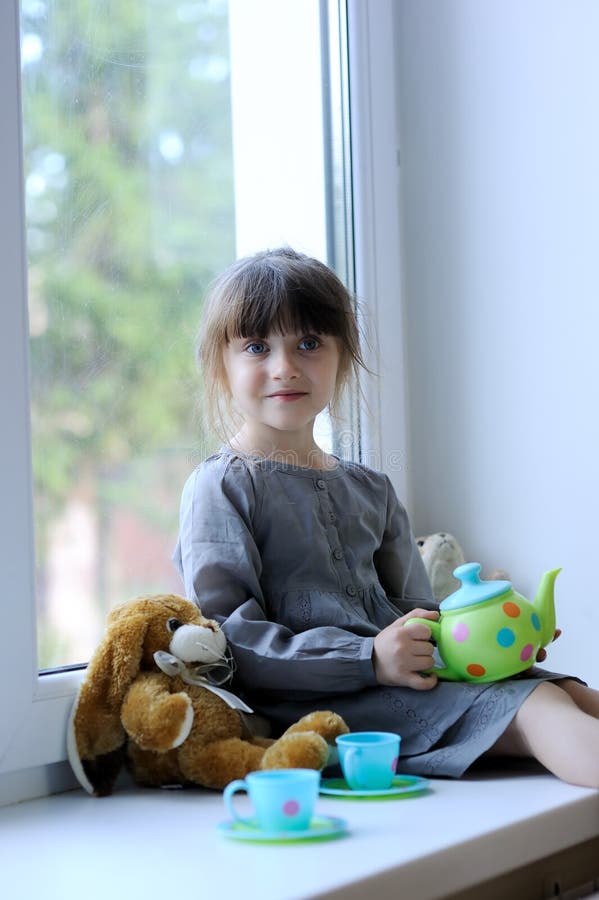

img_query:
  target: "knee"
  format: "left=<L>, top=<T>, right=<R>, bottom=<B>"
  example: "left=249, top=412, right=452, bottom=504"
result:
left=555, top=678, right=599, bottom=714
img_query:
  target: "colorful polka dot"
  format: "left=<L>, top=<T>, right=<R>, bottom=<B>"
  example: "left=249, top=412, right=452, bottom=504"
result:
left=502, top=601, right=521, bottom=618
left=452, top=622, right=469, bottom=643
left=466, top=663, right=486, bottom=677
left=531, top=613, right=541, bottom=631
left=496, top=627, right=516, bottom=648
left=282, top=799, right=300, bottom=817
left=391, top=756, right=398, bottom=772
left=520, top=644, right=534, bottom=662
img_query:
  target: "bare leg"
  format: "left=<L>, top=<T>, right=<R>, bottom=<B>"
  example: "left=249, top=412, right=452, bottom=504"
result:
left=488, top=682, right=599, bottom=788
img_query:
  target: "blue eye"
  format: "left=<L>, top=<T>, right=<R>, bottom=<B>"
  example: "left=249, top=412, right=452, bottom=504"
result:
left=245, top=341, right=267, bottom=355
left=299, top=336, right=320, bottom=351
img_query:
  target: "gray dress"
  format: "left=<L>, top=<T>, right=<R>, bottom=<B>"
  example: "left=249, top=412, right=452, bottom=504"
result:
left=173, top=448, right=571, bottom=777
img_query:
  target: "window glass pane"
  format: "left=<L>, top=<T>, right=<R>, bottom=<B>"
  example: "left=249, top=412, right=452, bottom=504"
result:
left=22, top=0, right=352, bottom=669
left=22, top=0, right=233, bottom=668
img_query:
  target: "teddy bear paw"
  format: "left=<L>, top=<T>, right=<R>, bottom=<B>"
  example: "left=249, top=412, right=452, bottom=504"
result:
left=122, top=691, right=194, bottom=752
left=282, top=710, right=349, bottom=744
left=169, top=694, right=194, bottom=748
left=260, top=732, right=330, bottom=771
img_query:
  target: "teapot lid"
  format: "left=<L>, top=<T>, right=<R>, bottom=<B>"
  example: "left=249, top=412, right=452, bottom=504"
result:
left=440, top=562, right=512, bottom=611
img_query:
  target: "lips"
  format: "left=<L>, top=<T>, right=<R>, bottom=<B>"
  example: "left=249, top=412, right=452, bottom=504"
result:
left=267, top=391, right=308, bottom=401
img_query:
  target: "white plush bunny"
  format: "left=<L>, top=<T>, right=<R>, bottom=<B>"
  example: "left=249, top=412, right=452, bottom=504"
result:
left=417, top=532, right=509, bottom=601
left=416, top=532, right=466, bottom=601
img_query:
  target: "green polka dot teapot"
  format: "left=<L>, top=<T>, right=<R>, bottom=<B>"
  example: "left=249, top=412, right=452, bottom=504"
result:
left=409, top=562, right=561, bottom=682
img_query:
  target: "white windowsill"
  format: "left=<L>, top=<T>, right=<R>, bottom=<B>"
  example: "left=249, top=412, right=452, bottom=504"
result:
left=2, top=765, right=598, bottom=899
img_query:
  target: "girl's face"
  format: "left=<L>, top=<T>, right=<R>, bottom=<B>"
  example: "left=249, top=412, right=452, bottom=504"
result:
left=222, top=330, right=341, bottom=449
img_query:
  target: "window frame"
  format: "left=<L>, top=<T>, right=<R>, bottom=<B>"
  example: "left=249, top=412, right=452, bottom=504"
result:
left=347, top=0, right=410, bottom=506
left=0, top=0, right=408, bottom=805
left=0, top=0, right=56, bottom=781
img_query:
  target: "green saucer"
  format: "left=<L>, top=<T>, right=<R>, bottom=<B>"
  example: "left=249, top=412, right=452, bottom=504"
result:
left=217, top=814, right=349, bottom=843
left=319, top=774, right=430, bottom=798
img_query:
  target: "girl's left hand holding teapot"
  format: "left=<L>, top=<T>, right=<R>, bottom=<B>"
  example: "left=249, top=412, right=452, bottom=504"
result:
left=373, top=609, right=440, bottom=690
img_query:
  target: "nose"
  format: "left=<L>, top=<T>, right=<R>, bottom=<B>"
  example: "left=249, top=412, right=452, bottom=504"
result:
left=270, top=346, right=300, bottom=379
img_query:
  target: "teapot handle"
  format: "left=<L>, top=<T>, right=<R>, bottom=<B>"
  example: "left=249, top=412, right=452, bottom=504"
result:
left=403, top=616, right=441, bottom=642
left=403, top=617, right=462, bottom=681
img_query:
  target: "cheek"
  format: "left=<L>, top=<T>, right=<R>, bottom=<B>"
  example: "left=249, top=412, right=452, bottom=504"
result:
left=222, top=354, right=244, bottom=392
left=225, top=363, right=262, bottom=406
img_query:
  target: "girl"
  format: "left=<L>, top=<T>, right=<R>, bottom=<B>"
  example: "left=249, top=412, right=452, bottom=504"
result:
left=174, top=247, right=599, bottom=788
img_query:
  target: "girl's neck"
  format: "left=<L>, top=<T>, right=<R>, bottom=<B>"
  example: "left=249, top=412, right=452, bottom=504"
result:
left=228, top=426, right=337, bottom=470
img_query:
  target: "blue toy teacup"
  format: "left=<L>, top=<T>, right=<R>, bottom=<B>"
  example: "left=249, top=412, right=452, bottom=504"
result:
left=336, top=731, right=401, bottom=791
left=223, top=768, right=320, bottom=832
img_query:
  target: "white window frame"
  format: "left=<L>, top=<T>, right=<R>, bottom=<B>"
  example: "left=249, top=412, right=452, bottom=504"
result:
left=0, top=0, right=408, bottom=806
left=347, top=0, right=410, bottom=506
left=0, top=0, right=86, bottom=805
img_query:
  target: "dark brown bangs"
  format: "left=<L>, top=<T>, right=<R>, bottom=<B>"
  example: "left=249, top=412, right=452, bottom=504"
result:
left=228, top=287, right=346, bottom=340
left=223, top=251, right=350, bottom=342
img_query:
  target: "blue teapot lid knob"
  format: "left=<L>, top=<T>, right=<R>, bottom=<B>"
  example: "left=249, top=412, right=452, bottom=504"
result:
left=455, top=562, right=483, bottom=586
left=440, top=562, right=512, bottom=611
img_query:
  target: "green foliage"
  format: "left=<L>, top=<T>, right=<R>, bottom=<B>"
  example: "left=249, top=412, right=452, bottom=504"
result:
left=22, top=2, right=236, bottom=668
left=23, top=0, right=235, bottom=525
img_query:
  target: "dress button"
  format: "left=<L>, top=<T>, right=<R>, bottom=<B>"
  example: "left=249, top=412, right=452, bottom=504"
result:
left=316, top=479, right=327, bottom=490
left=346, top=585, right=357, bottom=597
left=333, top=548, right=344, bottom=561
left=329, top=512, right=336, bottom=523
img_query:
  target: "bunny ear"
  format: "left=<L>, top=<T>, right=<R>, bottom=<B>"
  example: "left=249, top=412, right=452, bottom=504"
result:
left=67, top=600, right=152, bottom=796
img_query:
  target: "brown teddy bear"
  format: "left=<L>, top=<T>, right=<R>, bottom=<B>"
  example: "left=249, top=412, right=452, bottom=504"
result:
left=67, top=594, right=348, bottom=796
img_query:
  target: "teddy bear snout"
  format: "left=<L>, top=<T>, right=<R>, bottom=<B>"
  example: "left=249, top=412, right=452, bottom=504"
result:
left=169, top=623, right=228, bottom=665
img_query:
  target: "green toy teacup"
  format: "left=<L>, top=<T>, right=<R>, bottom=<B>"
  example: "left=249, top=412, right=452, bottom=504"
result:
left=406, top=563, right=561, bottom=682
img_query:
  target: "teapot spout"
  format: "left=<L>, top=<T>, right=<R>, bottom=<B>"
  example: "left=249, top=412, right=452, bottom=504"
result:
left=533, top=568, right=561, bottom=648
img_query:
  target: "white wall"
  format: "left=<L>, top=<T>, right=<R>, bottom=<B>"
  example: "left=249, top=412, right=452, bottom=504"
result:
left=395, top=0, right=599, bottom=683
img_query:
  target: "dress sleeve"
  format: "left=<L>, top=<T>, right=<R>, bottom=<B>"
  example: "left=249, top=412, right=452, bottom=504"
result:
left=374, top=476, right=438, bottom=612
left=173, top=457, right=378, bottom=695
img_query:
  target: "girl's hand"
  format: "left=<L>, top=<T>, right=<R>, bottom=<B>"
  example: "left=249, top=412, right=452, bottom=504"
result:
left=535, top=628, right=562, bottom=663
left=373, top=609, right=439, bottom=690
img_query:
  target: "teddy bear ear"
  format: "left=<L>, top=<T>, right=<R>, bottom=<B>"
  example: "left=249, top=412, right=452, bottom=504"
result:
left=67, top=600, right=152, bottom=796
